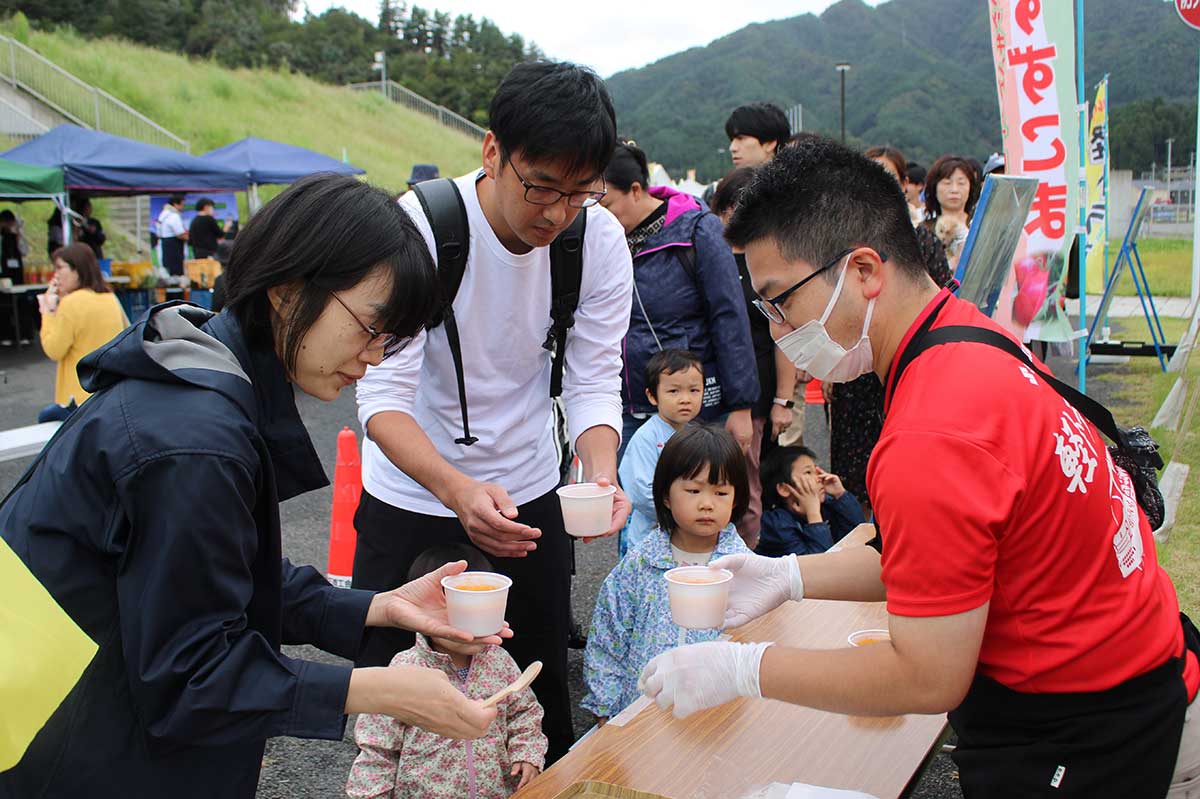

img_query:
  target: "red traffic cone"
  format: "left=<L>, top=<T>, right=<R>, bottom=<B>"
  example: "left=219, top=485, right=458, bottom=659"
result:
left=327, top=427, right=362, bottom=589
left=805, top=378, right=825, bottom=405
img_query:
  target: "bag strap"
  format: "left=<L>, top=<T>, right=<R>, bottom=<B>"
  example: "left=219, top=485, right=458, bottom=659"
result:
left=544, top=209, right=587, bottom=398
left=413, top=178, right=477, bottom=446
left=894, top=322, right=1129, bottom=449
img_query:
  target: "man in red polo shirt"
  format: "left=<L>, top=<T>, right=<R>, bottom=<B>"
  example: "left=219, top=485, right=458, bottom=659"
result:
left=639, top=138, right=1200, bottom=798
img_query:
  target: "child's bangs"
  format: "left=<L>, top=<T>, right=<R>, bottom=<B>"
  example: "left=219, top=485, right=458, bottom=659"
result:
left=680, top=457, right=737, bottom=488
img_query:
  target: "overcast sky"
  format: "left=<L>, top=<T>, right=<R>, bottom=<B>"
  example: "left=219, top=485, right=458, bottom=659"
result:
left=297, top=0, right=884, bottom=77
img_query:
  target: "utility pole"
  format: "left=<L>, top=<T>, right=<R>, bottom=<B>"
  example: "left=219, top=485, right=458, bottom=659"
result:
left=1167, top=138, right=1176, bottom=209
left=835, top=62, right=851, bottom=143
left=373, top=51, right=387, bottom=97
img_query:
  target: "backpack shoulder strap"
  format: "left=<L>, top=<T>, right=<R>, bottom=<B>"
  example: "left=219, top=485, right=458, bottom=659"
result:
left=895, top=323, right=1127, bottom=448
left=544, top=209, right=587, bottom=398
left=412, top=178, right=477, bottom=446
left=411, top=178, right=469, bottom=303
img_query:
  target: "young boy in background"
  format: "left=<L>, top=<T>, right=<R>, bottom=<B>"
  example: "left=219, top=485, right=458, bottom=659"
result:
left=755, top=446, right=865, bottom=557
left=617, top=349, right=704, bottom=557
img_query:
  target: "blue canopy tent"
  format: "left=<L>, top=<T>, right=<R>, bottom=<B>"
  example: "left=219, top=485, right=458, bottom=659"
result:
left=1, top=125, right=247, bottom=196
left=198, top=137, right=365, bottom=211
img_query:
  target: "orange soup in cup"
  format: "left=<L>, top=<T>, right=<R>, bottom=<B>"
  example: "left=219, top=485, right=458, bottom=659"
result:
left=672, top=575, right=723, bottom=585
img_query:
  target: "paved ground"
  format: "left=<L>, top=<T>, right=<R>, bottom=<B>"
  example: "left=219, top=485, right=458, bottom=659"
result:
left=0, top=329, right=1119, bottom=799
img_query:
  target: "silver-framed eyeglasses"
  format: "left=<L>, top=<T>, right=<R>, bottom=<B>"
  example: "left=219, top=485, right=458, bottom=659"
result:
left=508, top=161, right=607, bottom=208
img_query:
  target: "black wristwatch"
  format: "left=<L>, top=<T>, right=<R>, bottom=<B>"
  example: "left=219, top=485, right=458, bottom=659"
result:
left=772, top=397, right=795, bottom=409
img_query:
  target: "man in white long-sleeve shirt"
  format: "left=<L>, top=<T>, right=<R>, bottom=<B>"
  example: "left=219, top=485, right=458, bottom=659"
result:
left=353, top=61, right=633, bottom=760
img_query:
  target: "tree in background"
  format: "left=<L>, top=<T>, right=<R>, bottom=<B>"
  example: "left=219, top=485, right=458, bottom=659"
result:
left=1110, top=98, right=1197, bottom=177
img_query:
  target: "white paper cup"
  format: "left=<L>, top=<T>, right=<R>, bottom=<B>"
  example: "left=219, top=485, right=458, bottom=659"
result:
left=664, top=566, right=733, bottom=630
left=556, top=483, right=616, bottom=538
left=441, top=571, right=512, bottom=637
left=847, top=629, right=890, bottom=647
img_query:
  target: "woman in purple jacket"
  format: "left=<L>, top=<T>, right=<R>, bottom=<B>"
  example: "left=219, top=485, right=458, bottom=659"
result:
left=599, top=143, right=758, bottom=470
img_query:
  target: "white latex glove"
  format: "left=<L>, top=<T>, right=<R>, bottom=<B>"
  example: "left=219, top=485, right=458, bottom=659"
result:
left=640, top=640, right=773, bottom=718
left=709, top=552, right=805, bottom=629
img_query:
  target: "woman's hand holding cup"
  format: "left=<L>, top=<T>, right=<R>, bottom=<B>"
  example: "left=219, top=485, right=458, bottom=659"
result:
left=366, top=559, right=512, bottom=646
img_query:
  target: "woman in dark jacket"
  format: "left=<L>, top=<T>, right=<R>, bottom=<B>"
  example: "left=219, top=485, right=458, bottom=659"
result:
left=0, top=175, right=504, bottom=799
left=600, top=143, right=758, bottom=459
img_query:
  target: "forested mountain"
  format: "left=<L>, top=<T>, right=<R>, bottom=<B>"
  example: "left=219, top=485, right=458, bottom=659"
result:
left=606, top=0, right=1198, bottom=180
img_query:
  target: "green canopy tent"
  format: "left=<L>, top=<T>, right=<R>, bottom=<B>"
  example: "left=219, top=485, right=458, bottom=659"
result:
left=0, top=158, right=69, bottom=244
left=0, top=158, right=65, bottom=198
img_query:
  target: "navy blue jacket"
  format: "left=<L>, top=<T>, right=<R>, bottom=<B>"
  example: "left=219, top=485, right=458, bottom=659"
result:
left=755, top=494, right=867, bottom=557
left=621, top=186, right=758, bottom=418
left=0, top=304, right=375, bottom=799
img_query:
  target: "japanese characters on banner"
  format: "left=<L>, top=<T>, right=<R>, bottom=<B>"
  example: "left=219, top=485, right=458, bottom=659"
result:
left=987, top=0, right=1080, bottom=342
left=1085, top=78, right=1110, bottom=294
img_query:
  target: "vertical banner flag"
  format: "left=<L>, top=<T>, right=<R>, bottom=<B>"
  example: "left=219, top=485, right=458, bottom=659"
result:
left=987, top=0, right=1080, bottom=342
left=1085, top=77, right=1110, bottom=294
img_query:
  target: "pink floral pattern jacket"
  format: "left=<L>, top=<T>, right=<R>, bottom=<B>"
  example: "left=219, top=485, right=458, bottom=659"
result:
left=346, top=635, right=547, bottom=799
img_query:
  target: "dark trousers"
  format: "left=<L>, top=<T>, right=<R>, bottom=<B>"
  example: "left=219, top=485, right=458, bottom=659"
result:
left=351, top=488, right=575, bottom=762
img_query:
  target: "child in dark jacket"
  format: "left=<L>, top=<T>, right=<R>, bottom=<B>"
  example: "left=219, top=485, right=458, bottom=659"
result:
left=755, top=446, right=865, bottom=557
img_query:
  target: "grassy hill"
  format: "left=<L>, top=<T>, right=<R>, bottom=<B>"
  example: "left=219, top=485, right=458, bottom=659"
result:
left=1, top=19, right=484, bottom=261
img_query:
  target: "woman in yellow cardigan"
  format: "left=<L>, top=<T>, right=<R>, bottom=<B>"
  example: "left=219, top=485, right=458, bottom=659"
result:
left=37, top=242, right=127, bottom=419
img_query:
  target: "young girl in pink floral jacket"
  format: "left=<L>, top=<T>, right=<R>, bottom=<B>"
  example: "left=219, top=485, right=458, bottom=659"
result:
left=346, top=546, right=548, bottom=799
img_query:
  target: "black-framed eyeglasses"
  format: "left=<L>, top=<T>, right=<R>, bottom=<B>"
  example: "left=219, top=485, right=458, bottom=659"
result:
left=508, top=161, right=607, bottom=208
left=329, top=292, right=412, bottom=358
left=752, top=248, right=857, bottom=325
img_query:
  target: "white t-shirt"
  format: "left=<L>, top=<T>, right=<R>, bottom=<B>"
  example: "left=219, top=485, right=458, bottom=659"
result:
left=157, top=205, right=185, bottom=239
left=357, top=171, right=634, bottom=516
left=671, top=543, right=714, bottom=567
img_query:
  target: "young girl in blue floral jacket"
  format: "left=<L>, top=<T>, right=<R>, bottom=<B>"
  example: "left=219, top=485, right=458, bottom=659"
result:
left=582, top=424, right=751, bottom=722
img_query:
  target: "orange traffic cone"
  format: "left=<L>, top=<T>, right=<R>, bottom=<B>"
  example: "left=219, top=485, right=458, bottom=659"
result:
left=327, top=427, right=362, bottom=589
left=805, top=378, right=825, bottom=405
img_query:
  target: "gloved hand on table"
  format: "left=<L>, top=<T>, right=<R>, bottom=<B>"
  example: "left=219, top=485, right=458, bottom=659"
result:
left=640, top=640, right=774, bottom=718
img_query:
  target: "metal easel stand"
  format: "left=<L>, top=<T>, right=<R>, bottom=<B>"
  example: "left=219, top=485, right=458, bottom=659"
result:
left=1086, top=188, right=1176, bottom=371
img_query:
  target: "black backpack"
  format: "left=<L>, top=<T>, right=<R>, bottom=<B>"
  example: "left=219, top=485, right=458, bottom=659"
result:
left=412, top=178, right=586, bottom=446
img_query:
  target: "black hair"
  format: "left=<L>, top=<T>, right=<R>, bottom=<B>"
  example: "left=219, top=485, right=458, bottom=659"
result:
left=907, top=162, right=926, bottom=185
left=222, top=173, right=440, bottom=375
left=489, top=61, right=617, bottom=178
left=645, top=348, right=703, bottom=395
left=724, top=103, right=790, bottom=149
left=605, top=142, right=650, bottom=192
left=408, top=543, right=493, bottom=582
left=0, top=210, right=14, bottom=223
left=652, top=424, right=750, bottom=533
left=168, top=193, right=186, bottom=207
left=784, top=131, right=822, bottom=150
left=195, top=197, right=214, bottom=212
left=725, top=136, right=927, bottom=283
left=864, top=146, right=908, bottom=185
left=760, top=445, right=820, bottom=510
left=923, top=155, right=982, bottom=223
left=710, top=166, right=757, bottom=217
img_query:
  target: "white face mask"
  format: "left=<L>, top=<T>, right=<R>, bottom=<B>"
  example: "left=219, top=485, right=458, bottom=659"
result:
left=773, top=255, right=876, bottom=383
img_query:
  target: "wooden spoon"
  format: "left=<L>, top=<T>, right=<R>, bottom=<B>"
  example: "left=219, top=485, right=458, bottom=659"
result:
left=482, top=661, right=542, bottom=708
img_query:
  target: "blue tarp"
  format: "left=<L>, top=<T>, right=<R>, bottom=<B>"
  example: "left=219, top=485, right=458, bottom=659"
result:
left=198, top=137, right=365, bottom=185
left=1, top=125, right=247, bottom=196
